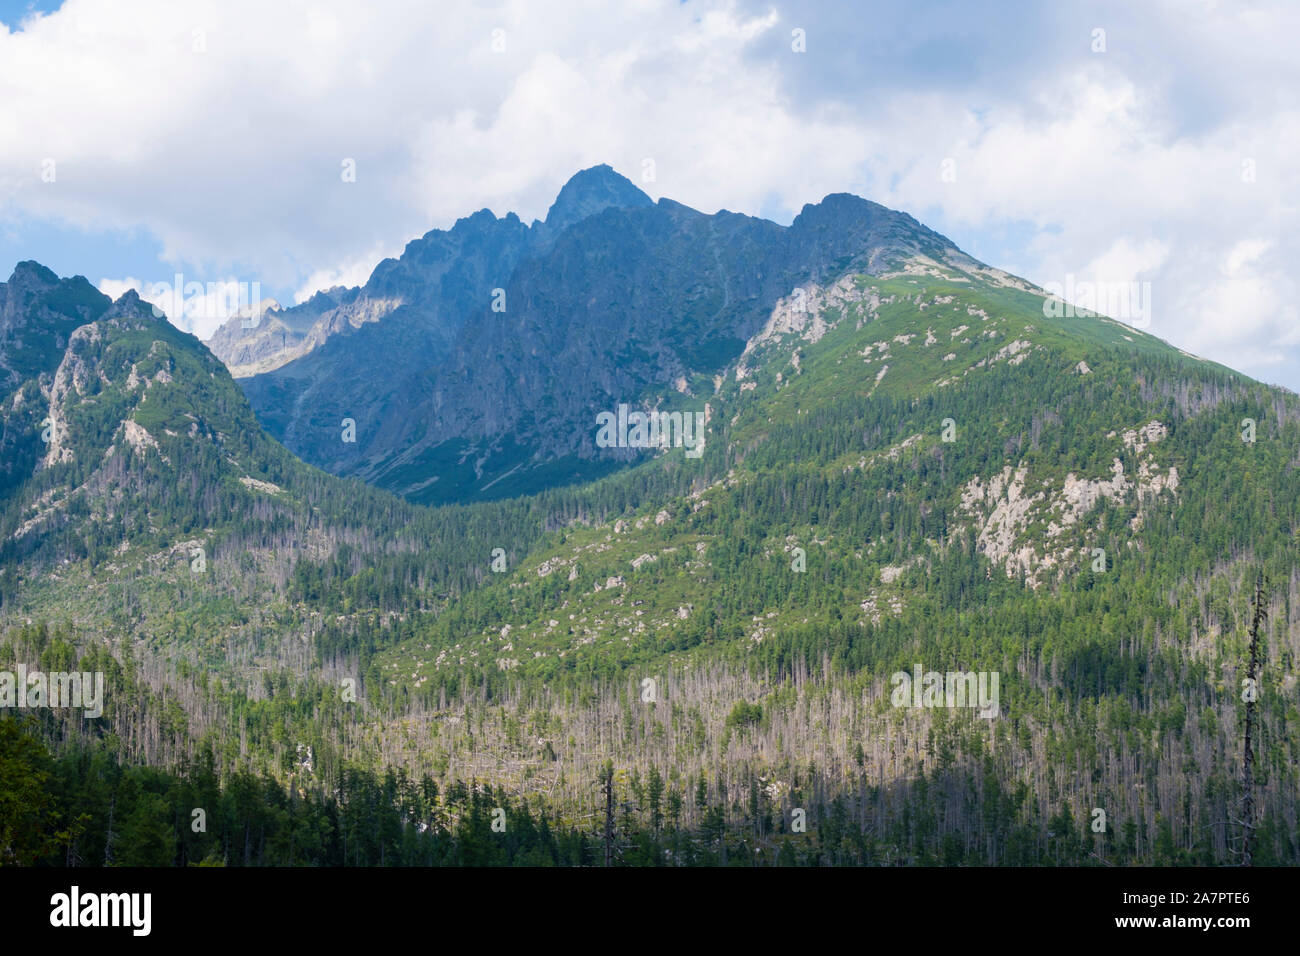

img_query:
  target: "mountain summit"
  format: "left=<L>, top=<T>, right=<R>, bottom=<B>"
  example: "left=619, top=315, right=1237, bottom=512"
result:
left=542, top=163, right=654, bottom=233
left=228, top=165, right=1013, bottom=504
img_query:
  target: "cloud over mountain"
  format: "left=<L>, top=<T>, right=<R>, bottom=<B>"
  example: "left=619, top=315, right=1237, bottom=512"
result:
left=1, top=0, right=1298, bottom=382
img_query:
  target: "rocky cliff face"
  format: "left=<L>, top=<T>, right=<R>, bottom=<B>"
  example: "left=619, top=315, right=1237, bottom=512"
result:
left=0, top=262, right=112, bottom=496
left=205, top=287, right=358, bottom=377
left=235, top=165, right=990, bottom=504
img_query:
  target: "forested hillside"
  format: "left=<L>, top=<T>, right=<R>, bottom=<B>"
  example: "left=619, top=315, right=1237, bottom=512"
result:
left=2, top=212, right=1297, bottom=866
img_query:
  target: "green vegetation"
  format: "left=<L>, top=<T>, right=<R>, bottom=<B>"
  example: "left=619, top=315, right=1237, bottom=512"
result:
left=3, top=263, right=1297, bottom=866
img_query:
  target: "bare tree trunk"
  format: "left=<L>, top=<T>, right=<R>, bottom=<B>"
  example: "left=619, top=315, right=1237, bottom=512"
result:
left=602, top=762, right=615, bottom=867
left=1240, top=571, right=1266, bottom=866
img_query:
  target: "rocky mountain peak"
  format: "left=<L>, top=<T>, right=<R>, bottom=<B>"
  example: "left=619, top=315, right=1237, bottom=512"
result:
left=543, top=164, right=653, bottom=234
left=105, top=288, right=161, bottom=322
left=8, top=260, right=61, bottom=289
left=787, top=192, right=964, bottom=277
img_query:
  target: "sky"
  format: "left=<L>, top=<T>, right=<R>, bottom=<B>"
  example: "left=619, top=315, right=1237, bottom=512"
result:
left=1, top=0, right=1297, bottom=389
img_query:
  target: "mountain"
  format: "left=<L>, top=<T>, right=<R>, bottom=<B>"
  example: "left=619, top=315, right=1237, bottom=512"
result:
left=205, top=163, right=654, bottom=383
left=233, top=165, right=1013, bottom=505
left=0, top=265, right=576, bottom=628
left=0, top=262, right=111, bottom=497
left=205, top=287, right=356, bottom=378
left=538, top=161, right=656, bottom=235
left=336, top=258, right=1299, bottom=866
left=3, top=171, right=1299, bottom=867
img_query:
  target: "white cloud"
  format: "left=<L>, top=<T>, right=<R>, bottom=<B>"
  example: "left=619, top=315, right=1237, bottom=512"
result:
left=293, top=246, right=393, bottom=304
left=1223, top=238, right=1271, bottom=277
left=96, top=276, right=146, bottom=303
left=1081, top=238, right=1170, bottom=287
left=99, top=272, right=267, bottom=337
left=3, top=0, right=1300, bottom=386
left=1179, top=239, right=1300, bottom=370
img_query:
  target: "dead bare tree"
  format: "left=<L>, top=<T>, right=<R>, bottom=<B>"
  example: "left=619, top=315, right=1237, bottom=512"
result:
left=601, top=760, right=614, bottom=868
left=1239, top=570, right=1266, bottom=866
